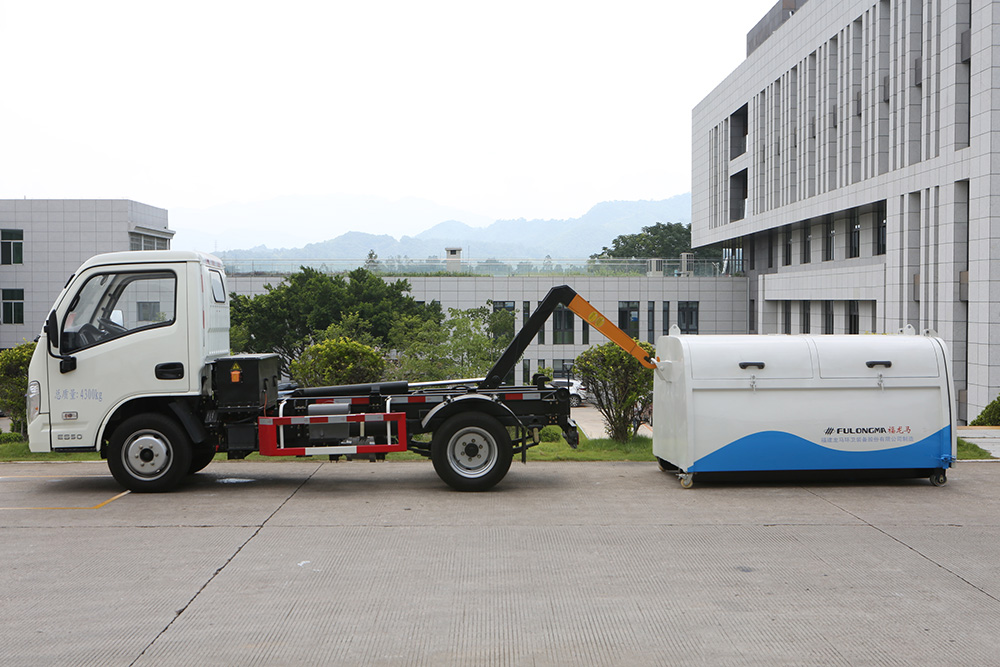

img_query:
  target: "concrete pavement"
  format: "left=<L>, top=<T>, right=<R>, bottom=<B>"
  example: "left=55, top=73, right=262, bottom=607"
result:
left=2, top=457, right=1000, bottom=665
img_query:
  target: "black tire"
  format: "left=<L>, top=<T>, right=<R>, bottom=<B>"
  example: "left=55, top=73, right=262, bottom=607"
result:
left=188, top=445, right=217, bottom=475
left=431, top=412, right=513, bottom=492
left=569, top=395, right=582, bottom=408
left=107, top=413, right=192, bottom=492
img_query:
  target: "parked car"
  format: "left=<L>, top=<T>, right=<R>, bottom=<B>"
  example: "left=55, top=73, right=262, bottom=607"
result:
left=550, top=379, right=587, bottom=407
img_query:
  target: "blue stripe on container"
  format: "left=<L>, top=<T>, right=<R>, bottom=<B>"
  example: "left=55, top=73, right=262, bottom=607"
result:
left=689, top=426, right=952, bottom=472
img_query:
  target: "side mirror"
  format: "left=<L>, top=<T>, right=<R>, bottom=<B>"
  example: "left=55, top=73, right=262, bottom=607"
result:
left=45, top=311, right=59, bottom=351
left=45, top=310, right=77, bottom=374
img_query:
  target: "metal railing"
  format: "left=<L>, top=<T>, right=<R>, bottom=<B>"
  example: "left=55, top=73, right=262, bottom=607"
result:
left=221, top=257, right=741, bottom=278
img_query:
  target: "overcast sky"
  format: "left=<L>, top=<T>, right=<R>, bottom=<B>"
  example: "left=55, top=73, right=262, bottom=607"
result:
left=1, top=0, right=775, bottom=245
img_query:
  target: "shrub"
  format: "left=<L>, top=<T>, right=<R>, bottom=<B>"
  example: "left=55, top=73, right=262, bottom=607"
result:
left=539, top=425, right=563, bottom=442
left=0, top=432, right=24, bottom=444
left=971, top=394, right=1000, bottom=426
left=289, top=337, right=385, bottom=387
left=574, top=339, right=655, bottom=443
left=0, top=341, right=36, bottom=434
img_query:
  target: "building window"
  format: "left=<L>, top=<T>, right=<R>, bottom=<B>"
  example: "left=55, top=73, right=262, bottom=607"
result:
left=618, top=301, right=639, bottom=339
left=522, top=301, right=530, bottom=329
left=748, top=299, right=755, bottom=332
left=582, top=320, right=589, bottom=344
left=662, top=302, right=670, bottom=335
left=782, top=228, right=792, bottom=266
left=747, top=237, right=756, bottom=271
left=847, top=300, right=860, bottom=334
left=137, top=301, right=161, bottom=322
left=129, top=232, right=170, bottom=251
left=678, top=301, right=699, bottom=334
left=874, top=200, right=887, bottom=256
left=767, top=229, right=775, bottom=268
left=823, top=218, right=835, bottom=261
left=492, top=301, right=515, bottom=347
left=801, top=226, right=811, bottom=264
left=537, top=301, right=546, bottom=344
left=783, top=301, right=792, bottom=334
left=823, top=301, right=834, bottom=334
left=1, top=288, right=24, bottom=324
left=1, top=230, right=24, bottom=265
left=553, top=304, right=574, bottom=344
left=801, top=300, right=811, bottom=334
left=647, top=301, right=655, bottom=343
left=553, top=359, right=575, bottom=379
left=848, top=209, right=861, bottom=258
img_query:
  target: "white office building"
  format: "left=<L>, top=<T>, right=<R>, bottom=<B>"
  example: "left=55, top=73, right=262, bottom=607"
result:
left=226, top=257, right=748, bottom=385
left=0, top=199, right=173, bottom=350
left=692, top=0, right=993, bottom=422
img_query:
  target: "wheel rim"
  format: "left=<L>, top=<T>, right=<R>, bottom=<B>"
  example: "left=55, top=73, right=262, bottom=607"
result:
left=446, top=426, right=498, bottom=479
left=121, top=429, right=173, bottom=481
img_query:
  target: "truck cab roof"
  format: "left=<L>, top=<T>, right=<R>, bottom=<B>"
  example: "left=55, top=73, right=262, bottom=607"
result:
left=75, top=250, right=225, bottom=272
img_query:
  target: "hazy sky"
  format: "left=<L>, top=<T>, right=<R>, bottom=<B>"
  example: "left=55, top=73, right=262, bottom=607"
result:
left=1, top=0, right=776, bottom=244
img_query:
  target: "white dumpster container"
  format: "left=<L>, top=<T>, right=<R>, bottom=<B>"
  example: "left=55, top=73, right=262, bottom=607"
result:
left=651, top=330, right=956, bottom=487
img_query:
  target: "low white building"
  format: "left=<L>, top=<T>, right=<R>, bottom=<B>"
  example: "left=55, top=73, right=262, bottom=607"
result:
left=0, top=199, right=173, bottom=350
left=692, top=0, right=993, bottom=422
left=227, top=257, right=748, bottom=385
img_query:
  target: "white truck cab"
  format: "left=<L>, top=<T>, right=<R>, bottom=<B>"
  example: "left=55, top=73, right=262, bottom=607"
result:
left=27, top=251, right=230, bottom=467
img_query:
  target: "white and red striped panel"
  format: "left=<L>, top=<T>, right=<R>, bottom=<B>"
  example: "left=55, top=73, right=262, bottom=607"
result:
left=257, top=412, right=408, bottom=457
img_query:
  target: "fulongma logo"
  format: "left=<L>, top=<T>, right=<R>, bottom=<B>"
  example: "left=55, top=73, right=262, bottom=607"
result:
left=825, top=426, right=891, bottom=435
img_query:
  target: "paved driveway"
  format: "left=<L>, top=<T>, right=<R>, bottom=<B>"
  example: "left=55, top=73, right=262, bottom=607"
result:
left=2, top=459, right=999, bottom=665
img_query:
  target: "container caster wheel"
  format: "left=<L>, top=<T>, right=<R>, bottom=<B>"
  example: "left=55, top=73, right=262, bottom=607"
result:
left=679, top=473, right=694, bottom=489
left=929, top=469, right=947, bottom=487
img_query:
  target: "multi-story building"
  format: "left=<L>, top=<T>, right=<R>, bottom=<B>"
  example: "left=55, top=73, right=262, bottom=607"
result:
left=0, top=200, right=173, bottom=350
left=692, top=0, right=991, bottom=422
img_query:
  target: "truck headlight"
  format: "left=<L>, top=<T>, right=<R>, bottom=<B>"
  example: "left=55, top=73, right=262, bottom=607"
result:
left=26, top=381, right=41, bottom=424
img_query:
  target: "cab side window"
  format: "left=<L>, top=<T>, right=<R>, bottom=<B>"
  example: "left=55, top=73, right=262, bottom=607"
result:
left=62, top=271, right=177, bottom=353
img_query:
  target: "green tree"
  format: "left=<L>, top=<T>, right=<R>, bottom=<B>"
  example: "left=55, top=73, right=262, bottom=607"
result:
left=230, top=267, right=441, bottom=368
left=288, top=337, right=385, bottom=387
left=0, top=341, right=37, bottom=434
left=445, top=302, right=515, bottom=379
left=382, top=303, right=516, bottom=383
left=592, top=222, right=693, bottom=259
left=573, top=339, right=655, bottom=443
left=385, top=316, right=456, bottom=382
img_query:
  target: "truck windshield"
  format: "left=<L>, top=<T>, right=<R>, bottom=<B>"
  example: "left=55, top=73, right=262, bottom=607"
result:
left=62, top=270, right=177, bottom=352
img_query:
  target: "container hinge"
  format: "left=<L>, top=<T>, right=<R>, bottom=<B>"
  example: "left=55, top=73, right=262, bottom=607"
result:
left=941, top=454, right=956, bottom=466
left=877, top=373, right=884, bottom=391
left=750, top=375, right=757, bottom=392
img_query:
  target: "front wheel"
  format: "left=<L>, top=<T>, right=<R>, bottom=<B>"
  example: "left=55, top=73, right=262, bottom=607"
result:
left=107, top=413, right=192, bottom=492
left=431, top=413, right=513, bottom=492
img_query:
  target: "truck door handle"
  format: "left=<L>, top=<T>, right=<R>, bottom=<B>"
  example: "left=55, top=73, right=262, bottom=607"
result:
left=155, top=362, right=185, bottom=380
left=739, top=361, right=765, bottom=370
left=866, top=360, right=892, bottom=368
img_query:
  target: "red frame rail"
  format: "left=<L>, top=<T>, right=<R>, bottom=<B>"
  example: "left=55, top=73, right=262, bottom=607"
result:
left=257, top=412, right=408, bottom=457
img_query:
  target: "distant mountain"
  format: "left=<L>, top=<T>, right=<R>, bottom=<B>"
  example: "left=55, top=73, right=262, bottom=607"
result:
left=215, top=194, right=691, bottom=261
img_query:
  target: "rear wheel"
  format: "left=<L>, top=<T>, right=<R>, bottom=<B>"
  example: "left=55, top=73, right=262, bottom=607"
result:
left=107, top=413, right=192, bottom=492
left=432, top=413, right=512, bottom=492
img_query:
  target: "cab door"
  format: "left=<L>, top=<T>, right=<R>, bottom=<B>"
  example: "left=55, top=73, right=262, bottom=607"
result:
left=46, top=263, right=190, bottom=450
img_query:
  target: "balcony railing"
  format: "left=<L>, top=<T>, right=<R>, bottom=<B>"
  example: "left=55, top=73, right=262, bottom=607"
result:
left=222, top=257, right=741, bottom=278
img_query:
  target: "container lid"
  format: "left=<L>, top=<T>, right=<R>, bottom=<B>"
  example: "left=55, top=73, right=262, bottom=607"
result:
left=813, top=336, right=940, bottom=378
left=686, top=335, right=814, bottom=380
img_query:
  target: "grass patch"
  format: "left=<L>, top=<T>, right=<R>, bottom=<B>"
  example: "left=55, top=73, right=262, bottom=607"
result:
left=0, top=440, right=101, bottom=462
left=528, top=431, right=654, bottom=462
left=957, top=437, right=994, bottom=460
